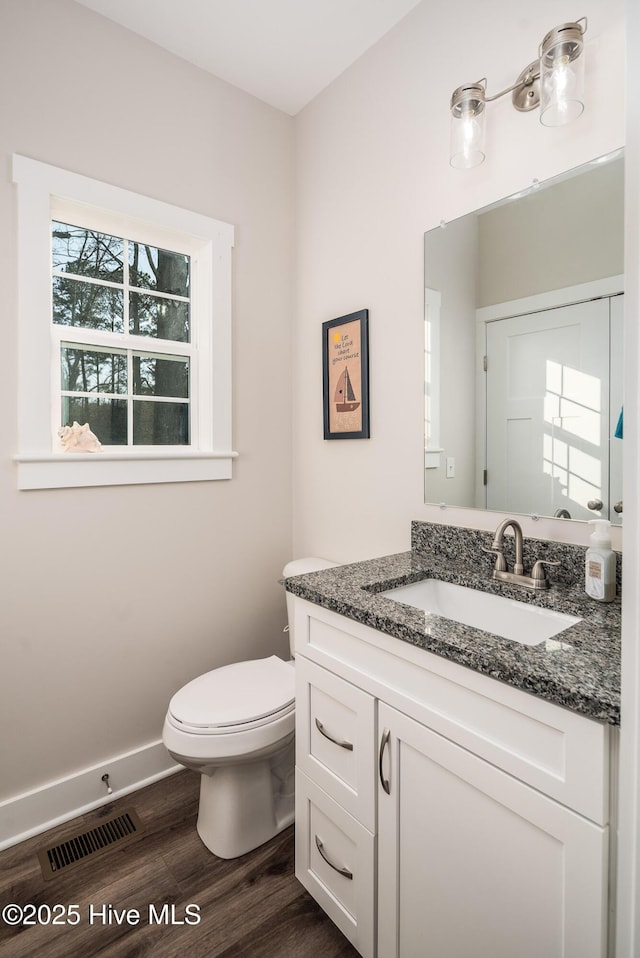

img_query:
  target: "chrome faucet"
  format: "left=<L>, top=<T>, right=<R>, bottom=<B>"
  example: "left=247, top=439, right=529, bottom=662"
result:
left=491, top=518, right=525, bottom=575
left=484, top=518, right=557, bottom=590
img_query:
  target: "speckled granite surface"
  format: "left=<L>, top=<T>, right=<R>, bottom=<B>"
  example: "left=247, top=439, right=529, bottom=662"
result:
left=283, top=522, right=621, bottom=725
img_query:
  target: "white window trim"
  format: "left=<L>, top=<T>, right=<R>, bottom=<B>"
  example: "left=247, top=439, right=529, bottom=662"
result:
left=12, top=154, right=237, bottom=490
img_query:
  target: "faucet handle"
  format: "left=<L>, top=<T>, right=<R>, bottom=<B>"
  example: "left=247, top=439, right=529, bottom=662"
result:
left=481, top=546, right=507, bottom=572
left=531, top=559, right=560, bottom=582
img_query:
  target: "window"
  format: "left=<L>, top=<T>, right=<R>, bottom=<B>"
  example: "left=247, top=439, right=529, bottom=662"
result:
left=53, top=221, right=192, bottom=447
left=13, top=155, right=236, bottom=489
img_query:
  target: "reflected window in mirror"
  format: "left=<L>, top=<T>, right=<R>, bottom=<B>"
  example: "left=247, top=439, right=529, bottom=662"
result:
left=425, top=288, right=442, bottom=470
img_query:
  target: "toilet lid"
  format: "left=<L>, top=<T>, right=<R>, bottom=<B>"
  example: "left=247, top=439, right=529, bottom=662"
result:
left=168, top=656, right=295, bottom=730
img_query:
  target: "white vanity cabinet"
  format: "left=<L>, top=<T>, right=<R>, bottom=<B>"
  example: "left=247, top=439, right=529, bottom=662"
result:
left=292, top=596, right=613, bottom=958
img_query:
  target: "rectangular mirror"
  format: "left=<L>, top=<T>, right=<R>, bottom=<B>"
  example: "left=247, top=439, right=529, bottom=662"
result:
left=424, top=150, right=624, bottom=525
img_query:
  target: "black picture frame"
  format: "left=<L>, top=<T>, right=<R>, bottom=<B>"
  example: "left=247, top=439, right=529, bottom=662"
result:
left=322, top=309, right=370, bottom=440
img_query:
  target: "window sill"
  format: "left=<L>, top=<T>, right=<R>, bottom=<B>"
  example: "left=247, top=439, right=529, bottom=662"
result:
left=14, top=450, right=239, bottom=490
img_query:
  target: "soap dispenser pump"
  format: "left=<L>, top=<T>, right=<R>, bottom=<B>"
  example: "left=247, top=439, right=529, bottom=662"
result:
left=585, top=520, right=616, bottom=602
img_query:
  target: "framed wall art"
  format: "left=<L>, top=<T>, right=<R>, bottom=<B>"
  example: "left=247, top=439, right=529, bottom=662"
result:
left=322, top=309, right=370, bottom=440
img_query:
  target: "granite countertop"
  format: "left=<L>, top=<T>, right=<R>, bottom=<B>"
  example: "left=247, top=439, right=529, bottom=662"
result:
left=283, top=529, right=621, bottom=726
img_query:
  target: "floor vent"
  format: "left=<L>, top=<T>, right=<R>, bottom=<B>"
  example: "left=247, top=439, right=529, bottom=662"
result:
left=37, top=808, right=144, bottom=880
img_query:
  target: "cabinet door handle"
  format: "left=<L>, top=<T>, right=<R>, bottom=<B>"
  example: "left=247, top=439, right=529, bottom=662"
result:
left=379, top=727, right=391, bottom=794
left=315, top=835, right=353, bottom=879
left=315, top=717, right=354, bottom=751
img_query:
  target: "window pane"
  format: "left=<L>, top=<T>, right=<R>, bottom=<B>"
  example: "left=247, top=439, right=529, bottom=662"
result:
left=52, top=221, right=124, bottom=283
left=129, top=291, right=189, bottom=342
left=61, top=398, right=127, bottom=445
left=53, top=277, right=124, bottom=332
left=133, top=401, right=189, bottom=445
left=61, top=345, right=127, bottom=394
left=129, top=243, right=189, bottom=297
left=133, top=354, right=189, bottom=399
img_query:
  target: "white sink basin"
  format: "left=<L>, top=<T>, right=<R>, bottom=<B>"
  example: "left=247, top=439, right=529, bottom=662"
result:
left=381, top=579, right=581, bottom=646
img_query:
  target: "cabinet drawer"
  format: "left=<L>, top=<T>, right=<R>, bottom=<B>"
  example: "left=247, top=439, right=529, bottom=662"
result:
left=296, top=656, right=376, bottom=829
left=295, top=769, right=374, bottom=958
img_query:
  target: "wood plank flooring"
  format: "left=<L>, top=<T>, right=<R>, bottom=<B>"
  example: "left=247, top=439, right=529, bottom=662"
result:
left=0, top=770, right=359, bottom=957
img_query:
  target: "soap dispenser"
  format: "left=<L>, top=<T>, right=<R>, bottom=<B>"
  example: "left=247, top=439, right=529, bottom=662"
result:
left=585, top=520, right=616, bottom=602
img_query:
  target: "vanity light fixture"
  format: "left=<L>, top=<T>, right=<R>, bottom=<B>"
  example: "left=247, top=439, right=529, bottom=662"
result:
left=449, top=18, right=587, bottom=169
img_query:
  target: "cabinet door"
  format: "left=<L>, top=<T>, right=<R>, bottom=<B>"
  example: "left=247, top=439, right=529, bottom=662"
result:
left=377, top=703, right=608, bottom=958
left=296, top=656, right=376, bottom=829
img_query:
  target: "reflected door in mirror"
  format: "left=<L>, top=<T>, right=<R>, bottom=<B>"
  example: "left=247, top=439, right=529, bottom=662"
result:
left=485, top=297, right=621, bottom=521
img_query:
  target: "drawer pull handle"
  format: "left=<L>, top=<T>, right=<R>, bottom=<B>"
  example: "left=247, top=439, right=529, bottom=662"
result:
left=379, top=727, right=391, bottom=794
left=315, top=835, right=353, bottom=879
left=315, top=718, right=354, bottom=751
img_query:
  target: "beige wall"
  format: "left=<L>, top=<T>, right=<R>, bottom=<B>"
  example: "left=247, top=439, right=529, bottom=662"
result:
left=293, top=0, right=625, bottom=561
left=477, top=157, right=624, bottom=307
left=423, top=214, right=478, bottom=507
left=0, top=0, right=294, bottom=801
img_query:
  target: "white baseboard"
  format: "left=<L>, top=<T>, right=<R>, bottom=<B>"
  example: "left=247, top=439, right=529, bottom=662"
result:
left=0, top=740, right=181, bottom=851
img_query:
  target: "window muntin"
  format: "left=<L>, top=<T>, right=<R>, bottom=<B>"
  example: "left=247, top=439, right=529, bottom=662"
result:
left=60, top=342, right=190, bottom=446
left=52, top=221, right=191, bottom=342
left=53, top=220, right=192, bottom=449
left=61, top=397, right=128, bottom=446
left=61, top=344, right=128, bottom=394
left=128, top=243, right=189, bottom=297
left=129, top=292, right=189, bottom=342
left=53, top=277, right=124, bottom=333
left=52, top=222, right=124, bottom=282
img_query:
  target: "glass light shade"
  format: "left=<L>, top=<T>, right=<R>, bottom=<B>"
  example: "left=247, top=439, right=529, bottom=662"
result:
left=539, top=23, right=585, bottom=127
left=449, top=85, right=486, bottom=170
left=450, top=108, right=485, bottom=169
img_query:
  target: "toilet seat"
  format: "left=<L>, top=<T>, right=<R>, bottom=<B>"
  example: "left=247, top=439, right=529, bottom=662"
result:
left=167, top=655, right=294, bottom=734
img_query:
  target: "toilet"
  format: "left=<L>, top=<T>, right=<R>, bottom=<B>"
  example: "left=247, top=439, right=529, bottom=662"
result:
left=162, top=557, right=337, bottom=859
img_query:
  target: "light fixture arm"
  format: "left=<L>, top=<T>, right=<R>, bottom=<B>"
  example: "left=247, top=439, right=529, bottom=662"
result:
left=449, top=60, right=540, bottom=119
left=483, top=64, right=539, bottom=104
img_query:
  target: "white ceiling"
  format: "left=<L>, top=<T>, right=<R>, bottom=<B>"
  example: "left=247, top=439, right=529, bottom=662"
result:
left=74, top=0, right=422, bottom=115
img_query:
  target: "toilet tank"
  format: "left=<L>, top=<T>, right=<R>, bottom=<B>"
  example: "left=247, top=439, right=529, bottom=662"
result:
left=283, top=557, right=338, bottom=658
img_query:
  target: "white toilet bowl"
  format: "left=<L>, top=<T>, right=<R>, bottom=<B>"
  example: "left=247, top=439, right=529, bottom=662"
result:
left=162, top=558, right=337, bottom=859
left=163, top=655, right=296, bottom=858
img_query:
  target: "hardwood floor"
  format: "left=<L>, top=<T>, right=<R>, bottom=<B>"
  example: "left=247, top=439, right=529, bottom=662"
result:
left=0, top=770, right=359, bottom=957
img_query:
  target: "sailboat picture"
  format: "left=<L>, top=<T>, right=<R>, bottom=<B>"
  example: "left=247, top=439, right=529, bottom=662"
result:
left=334, top=366, right=360, bottom=413
left=322, top=309, right=370, bottom=440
